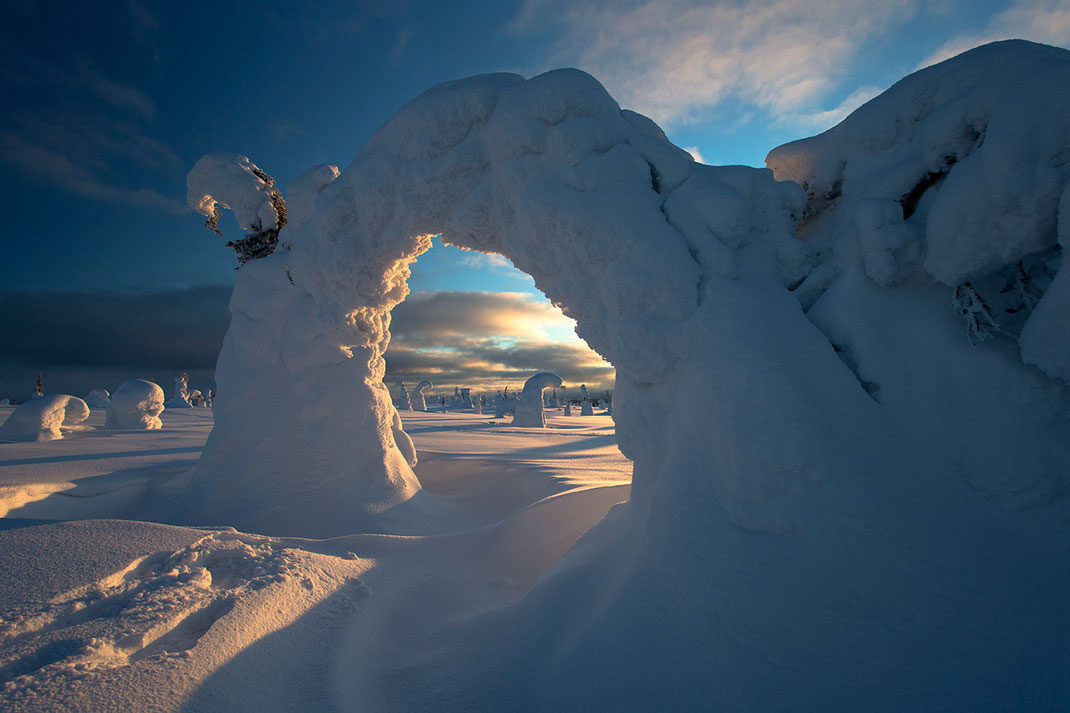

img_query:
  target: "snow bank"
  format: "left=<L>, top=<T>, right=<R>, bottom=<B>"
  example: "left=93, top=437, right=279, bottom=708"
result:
left=185, top=42, right=1070, bottom=707
left=511, top=372, right=563, bottom=427
left=105, top=379, right=165, bottom=430
left=0, top=394, right=89, bottom=442
left=84, top=389, right=110, bottom=408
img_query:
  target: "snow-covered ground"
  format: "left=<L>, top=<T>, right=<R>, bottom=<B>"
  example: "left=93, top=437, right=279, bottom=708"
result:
left=0, top=406, right=629, bottom=711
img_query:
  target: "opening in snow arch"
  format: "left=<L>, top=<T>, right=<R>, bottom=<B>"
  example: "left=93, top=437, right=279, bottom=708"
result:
left=187, top=50, right=1070, bottom=540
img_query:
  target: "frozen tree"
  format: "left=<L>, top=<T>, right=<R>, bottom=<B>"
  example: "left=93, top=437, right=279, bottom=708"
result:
left=33, top=372, right=43, bottom=398
left=494, top=394, right=516, bottom=419
left=189, top=390, right=206, bottom=408
left=0, top=394, right=89, bottom=442
left=413, top=380, right=433, bottom=412
left=187, top=154, right=288, bottom=266
left=167, top=373, right=192, bottom=408
left=84, top=389, right=111, bottom=409
left=106, top=379, right=165, bottom=430
left=580, top=397, right=594, bottom=416
left=395, top=381, right=412, bottom=411
left=563, top=402, right=572, bottom=416
left=512, top=372, right=564, bottom=427
left=460, top=388, right=473, bottom=408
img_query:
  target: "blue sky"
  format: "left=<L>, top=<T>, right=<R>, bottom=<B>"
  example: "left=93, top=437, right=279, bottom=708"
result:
left=1, top=0, right=1067, bottom=397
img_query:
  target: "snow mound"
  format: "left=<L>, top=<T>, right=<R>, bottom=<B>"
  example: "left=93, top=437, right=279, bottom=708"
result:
left=511, top=373, right=563, bottom=427
left=0, top=395, right=89, bottom=442
left=84, top=389, right=111, bottom=409
left=105, top=380, right=165, bottom=431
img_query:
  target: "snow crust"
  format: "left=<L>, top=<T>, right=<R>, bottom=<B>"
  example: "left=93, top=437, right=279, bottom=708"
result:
left=511, top=372, right=563, bottom=427
left=0, top=395, right=89, bottom=442
left=105, top=380, right=165, bottom=430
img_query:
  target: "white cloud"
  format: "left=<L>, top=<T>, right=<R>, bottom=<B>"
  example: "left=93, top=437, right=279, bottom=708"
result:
left=919, top=0, right=1070, bottom=68
left=512, top=0, right=919, bottom=128
left=794, top=85, right=883, bottom=130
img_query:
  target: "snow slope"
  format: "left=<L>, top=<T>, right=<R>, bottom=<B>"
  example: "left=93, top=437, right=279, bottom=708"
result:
left=0, top=409, right=630, bottom=710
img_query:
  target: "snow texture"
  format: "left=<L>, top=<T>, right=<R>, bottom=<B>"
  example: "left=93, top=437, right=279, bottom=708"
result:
left=767, top=39, right=1070, bottom=383
left=105, top=380, right=165, bottom=431
left=84, top=389, right=111, bottom=409
left=511, top=372, right=563, bottom=427
left=0, top=395, right=89, bottom=442
left=179, top=41, right=1070, bottom=707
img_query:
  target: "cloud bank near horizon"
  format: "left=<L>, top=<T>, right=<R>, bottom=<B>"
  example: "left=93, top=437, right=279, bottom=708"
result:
left=0, top=287, right=613, bottom=400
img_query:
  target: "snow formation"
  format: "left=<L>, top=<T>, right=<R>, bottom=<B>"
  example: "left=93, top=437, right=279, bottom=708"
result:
left=105, top=380, right=165, bottom=431
left=395, top=381, right=412, bottom=411
left=413, top=380, right=433, bottom=412
left=511, top=372, right=563, bottom=427
left=183, top=41, right=1070, bottom=707
left=167, top=375, right=192, bottom=408
left=0, top=394, right=89, bottom=442
left=84, top=389, right=111, bottom=409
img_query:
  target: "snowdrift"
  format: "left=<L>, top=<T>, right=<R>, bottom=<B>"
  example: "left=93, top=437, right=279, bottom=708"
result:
left=182, top=40, right=1070, bottom=708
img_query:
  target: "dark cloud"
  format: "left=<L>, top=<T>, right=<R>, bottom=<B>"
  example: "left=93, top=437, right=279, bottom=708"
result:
left=386, top=291, right=615, bottom=394
left=0, top=286, right=230, bottom=400
left=390, top=290, right=573, bottom=343
left=0, top=287, right=614, bottom=401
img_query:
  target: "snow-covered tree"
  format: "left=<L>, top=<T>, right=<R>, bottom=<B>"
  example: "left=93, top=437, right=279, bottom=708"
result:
left=512, top=372, right=564, bottom=427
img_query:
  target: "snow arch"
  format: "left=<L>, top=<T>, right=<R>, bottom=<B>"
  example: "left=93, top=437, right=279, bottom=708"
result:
left=187, top=42, right=1070, bottom=707
left=189, top=68, right=811, bottom=537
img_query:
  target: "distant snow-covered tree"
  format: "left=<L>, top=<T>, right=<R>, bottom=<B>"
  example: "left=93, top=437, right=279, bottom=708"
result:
left=33, top=372, right=43, bottom=398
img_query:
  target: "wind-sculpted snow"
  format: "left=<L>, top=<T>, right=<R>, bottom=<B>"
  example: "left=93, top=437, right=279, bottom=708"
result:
left=105, top=380, right=164, bottom=431
left=185, top=42, right=1070, bottom=708
left=0, top=395, right=89, bottom=442
left=767, top=40, right=1070, bottom=382
left=412, top=380, right=432, bottom=412
left=511, top=373, right=563, bottom=427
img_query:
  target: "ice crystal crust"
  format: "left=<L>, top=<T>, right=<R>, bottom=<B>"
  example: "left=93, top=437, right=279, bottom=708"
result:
left=0, top=394, right=89, bottom=442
